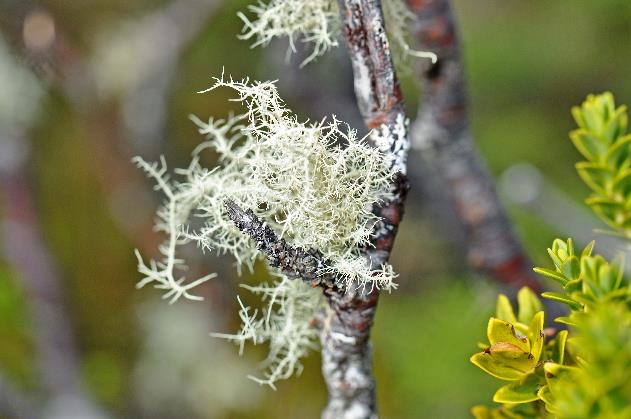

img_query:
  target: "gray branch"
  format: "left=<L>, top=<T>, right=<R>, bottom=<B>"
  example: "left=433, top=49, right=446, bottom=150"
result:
left=316, top=1, right=412, bottom=418
left=223, top=203, right=382, bottom=417
left=225, top=0, right=414, bottom=402
left=407, top=0, right=540, bottom=290
left=223, top=199, right=337, bottom=289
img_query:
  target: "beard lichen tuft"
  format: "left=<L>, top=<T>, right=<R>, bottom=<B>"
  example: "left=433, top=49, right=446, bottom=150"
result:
left=212, top=273, right=326, bottom=388
left=134, top=74, right=396, bottom=385
left=238, top=0, right=437, bottom=66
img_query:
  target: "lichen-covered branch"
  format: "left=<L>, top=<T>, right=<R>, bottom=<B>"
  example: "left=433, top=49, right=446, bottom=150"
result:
left=406, top=0, right=540, bottom=290
left=339, top=0, right=408, bottom=173
left=226, top=2, right=410, bottom=415
left=317, top=1, right=410, bottom=418
left=223, top=199, right=337, bottom=289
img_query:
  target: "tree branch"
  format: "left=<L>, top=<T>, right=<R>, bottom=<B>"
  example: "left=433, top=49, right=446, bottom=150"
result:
left=406, top=0, right=540, bottom=290
left=223, top=199, right=337, bottom=289
left=316, top=2, right=410, bottom=418
left=224, top=3, right=409, bottom=415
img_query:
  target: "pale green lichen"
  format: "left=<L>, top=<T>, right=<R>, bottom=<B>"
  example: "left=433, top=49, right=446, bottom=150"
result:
left=238, top=0, right=437, bottom=66
left=238, top=0, right=339, bottom=65
left=135, top=74, right=397, bottom=384
left=212, top=273, right=325, bottom=388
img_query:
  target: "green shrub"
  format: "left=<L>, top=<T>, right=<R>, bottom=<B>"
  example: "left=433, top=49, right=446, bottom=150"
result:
left=471, top=93, right=631, bottom=418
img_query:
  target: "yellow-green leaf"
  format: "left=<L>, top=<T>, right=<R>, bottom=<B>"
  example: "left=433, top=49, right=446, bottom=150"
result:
left=517, top=287, right=543, bottom=324
left=537, top=385, right=555, bottom=411
left=533, top=267, right=568, bottom=286
left=541, top=292, right=582, bottom=310
left=527, top=311, right=544, bottom=362
left=614, top=169, right=631, bottom=195
left=487, top=318, right=529, bottom=352
left=496, top=294, right=517, bottom=324
left=606, top=135, right=631, bottom=170
left=552, top=330, right=568, bottom=364
left=493, top=373, right=541, bottom=404
left=471, top=406, right=493, bottom=419
left=570, top=129, right=605, bottom=161
left=543, top=362, right=579, bottom=382
left=576, top=162, right=612, bottom=193
left=554, top=316, right=577, bottom=326
left=470, top=344, right=535, bottom=381
left=602, top=106, right=628, bottom=143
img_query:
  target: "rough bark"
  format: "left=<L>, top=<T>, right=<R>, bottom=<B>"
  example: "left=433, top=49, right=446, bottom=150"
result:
left=223, top=199, right=338, bottom=289
left=319, top=175, right=408, bottom=419
left=406, top=0, right=540, bottom=290
left=225, top=2, right=409, bottom=416
left=320, top=2, right=410, bottom=418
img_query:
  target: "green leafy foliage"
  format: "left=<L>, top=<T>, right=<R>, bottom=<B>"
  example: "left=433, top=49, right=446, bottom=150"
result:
left=470, top=288, right=555, bottom=417
left=471, top=93, right=631, bottom=418
left=534, top=238, right=628, bottom=318
left=538, top=304, right=631, bottom=418
left=570, top=92, right=631, bottom=237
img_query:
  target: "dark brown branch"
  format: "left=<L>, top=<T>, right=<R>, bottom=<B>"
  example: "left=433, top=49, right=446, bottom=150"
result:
left=406, top=0, right=541, bottom=291
left=223, top=199, right=337, bottom=289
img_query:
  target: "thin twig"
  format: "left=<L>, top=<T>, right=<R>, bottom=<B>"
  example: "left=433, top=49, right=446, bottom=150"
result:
left=406, top=0, right=540, bottom=291
left=223, top=199, right=337, bottom=289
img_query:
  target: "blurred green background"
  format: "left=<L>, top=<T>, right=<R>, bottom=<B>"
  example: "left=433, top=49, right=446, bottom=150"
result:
left=0, top=0, right=629, bottom=418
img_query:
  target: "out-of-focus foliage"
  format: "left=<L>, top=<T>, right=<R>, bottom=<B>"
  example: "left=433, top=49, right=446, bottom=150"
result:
left=0, top=267, right=34, bottom=387
left=541, top=302, right=631, bottom=418
left=472, top=94, right=631, bottom=418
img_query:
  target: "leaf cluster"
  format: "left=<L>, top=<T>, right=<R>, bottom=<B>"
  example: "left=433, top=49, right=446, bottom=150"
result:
left=571, top=92, right=631, bottom=238
left=534, top=238, right=629, bottom=322
left=470, top=288, right=564, bottom=418
left=471, top=93, right=631, bottom=418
